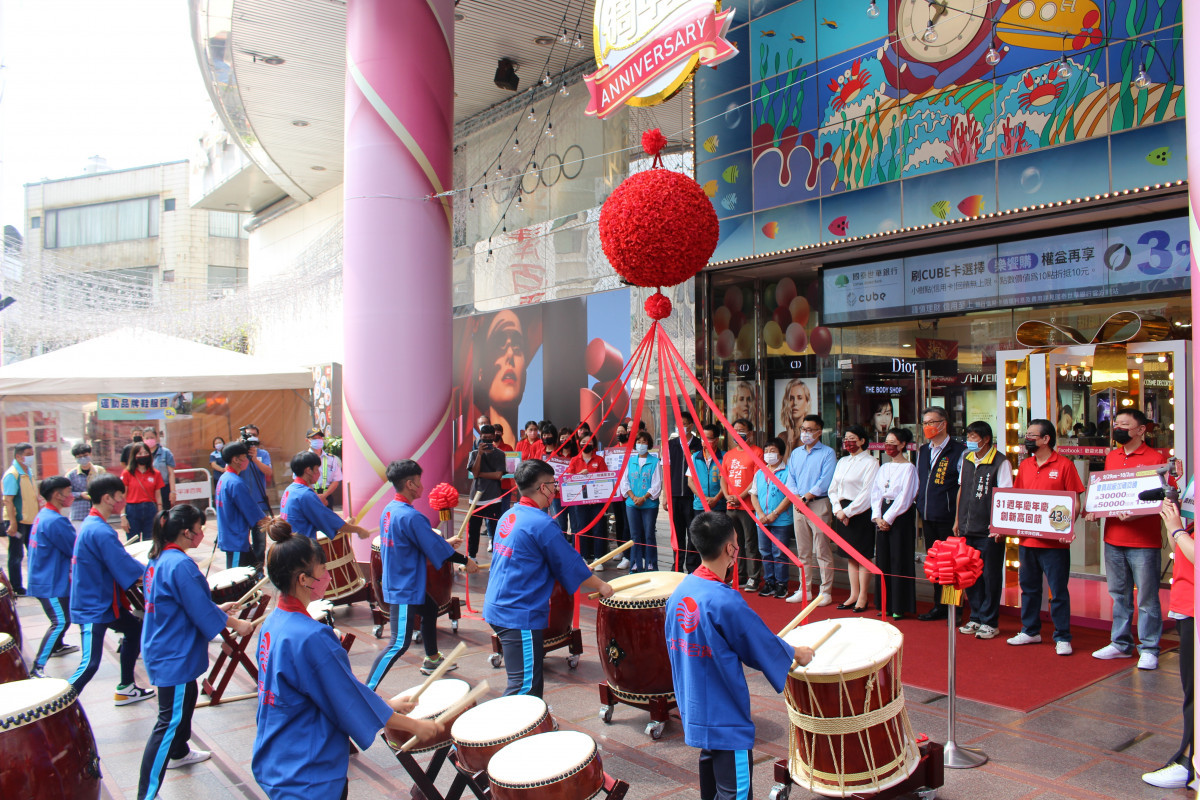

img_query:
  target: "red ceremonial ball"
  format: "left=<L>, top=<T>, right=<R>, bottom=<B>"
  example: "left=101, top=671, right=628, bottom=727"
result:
left=599, top=169, right=719, bottom=288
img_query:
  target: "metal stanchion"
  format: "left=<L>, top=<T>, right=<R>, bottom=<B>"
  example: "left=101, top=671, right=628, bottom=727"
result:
left=943, top=586, right=987, bottom=769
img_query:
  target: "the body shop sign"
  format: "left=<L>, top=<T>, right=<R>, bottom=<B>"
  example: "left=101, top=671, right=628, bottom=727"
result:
left=586, top=0, right=737, bottom=119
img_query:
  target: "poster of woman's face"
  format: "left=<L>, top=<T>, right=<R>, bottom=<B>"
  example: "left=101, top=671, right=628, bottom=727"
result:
left=774, top=377, right=817, bottom=449
left=871, top=398, right=897, bottom=439
left=727, top=380, right=757, bottom=423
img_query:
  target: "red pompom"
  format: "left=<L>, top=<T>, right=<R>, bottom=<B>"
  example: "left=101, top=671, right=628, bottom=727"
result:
left=923, top=537, right=983, bottom=590
left=641, top=128, right=668, bottom=157
left=427, top=482, right=459, bottom=511
left=599, top=169, right=719, bottom=288
left=644, top=292, right=673, bottom=320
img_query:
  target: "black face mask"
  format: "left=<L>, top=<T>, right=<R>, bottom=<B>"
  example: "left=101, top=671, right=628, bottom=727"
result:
left=1113, top=428, right=1132, bottom=445
left=617, top=433, right=629, bottom=444
left=136, top=456, right=152, bottom=466
left=1024, top=438, right=1039, bottom=453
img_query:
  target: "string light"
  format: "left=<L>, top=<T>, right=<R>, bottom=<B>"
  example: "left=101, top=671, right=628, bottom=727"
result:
left=923, top=22, right=938, bottom=43
left=559, top=82, right=570, bottom=96
left=1134, top=63, right=1149, bottom=89
left=513, top=139, right=521, bottom=153
left=558, top=28, right=570, bottom=44
left=542, top=72, right=552, bottom=86
left=573, top=33, right=584, bottom=49
left=545, top=122, right=555, bottom=138
left=866, top=0, right=879, bottom=18
left=527, top=107, right=537, bottom=122
left=1057, top=55, right=1072, bottom=79
left=985, top=45, right=1001, bottom=66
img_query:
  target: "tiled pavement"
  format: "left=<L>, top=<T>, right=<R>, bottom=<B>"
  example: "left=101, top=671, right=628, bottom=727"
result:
left=5, top=521, right=1195, bottom=800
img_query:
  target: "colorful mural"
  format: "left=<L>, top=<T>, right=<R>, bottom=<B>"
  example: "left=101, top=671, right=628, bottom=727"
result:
left=695, top=0, right=1188, bottom=261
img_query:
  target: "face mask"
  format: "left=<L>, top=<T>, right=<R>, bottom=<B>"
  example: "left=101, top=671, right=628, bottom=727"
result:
left=143, top=438, right=157, bottom=448
left=635, top=443, right=649, bottom=455
left=843, top=441, right=859, bottom=454
left=922, top=424, right=941, bottom=440
left=214, top=442, right=224, bottom=449
left=77, top=456, right=91, bottom=466
left=113, top=499, right=127, bottom=516
left=617, top=433, right=629, bottom=444
left=309, top=439, right=324, bottom=451
left=581, top=440, right=594, bottom=451
left=884, top=444, right=901, bottom=457
left=307, top=571, right=332, bottom=600
left=764, top=452, right=779, bottom=466
left=136, top=456, right=152, bottom=467
left=21, top=455, right=34, bottom=467
left=1024, top=438, right=1039, bottom=453
left=800, top=432, right=817, bottom=446
left=965, top=441, right=980, bottom=453
left=1112, top=428, right=1133, bottom=445
left=133, top=435, right=143, bottom=442
left=191, top=528, right=205, bottom=548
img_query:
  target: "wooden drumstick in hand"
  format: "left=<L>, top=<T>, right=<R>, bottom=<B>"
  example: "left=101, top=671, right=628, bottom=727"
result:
left=586, top=539, right=634, bottom=569
left=777, top=595, right=823, bottom=637
left=398, top=680, right=490, bottom=752
left=236, top=576, right=272, bottom=608
left=455, top=492, right=484, bottom=541
left=588, top=576, right=651, bottom=599
left=790, top=623, right=841, bottom=669
left=407, top=642, right=469, bottom=702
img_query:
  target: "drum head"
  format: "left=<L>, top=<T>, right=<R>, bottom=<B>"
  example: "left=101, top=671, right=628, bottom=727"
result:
left=372, top=535, right=381, bottom=553
left=451, top=695, right=547, bottom=744
left=316, top=532, right=331, bottom=543
left=0, top=632, right=12, bottom=651
left=605, top=570, right=684, bottom=601
left=399, top=679, right=469, bottom=719
left=784, top=618, right=902, bottom=677
left=0, top=678, right=74, bottom=727
left=208, top=567, right=256, bottom=591
left=125, top=540, right=154, bottom=566
left=488, top=730, right=596, bottom=785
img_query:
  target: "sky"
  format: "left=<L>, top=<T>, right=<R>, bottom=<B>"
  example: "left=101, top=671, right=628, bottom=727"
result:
left=0, top=0, right=213, bottom=236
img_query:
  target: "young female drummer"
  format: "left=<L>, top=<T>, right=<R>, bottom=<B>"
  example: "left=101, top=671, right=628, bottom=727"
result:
left=137, top=505, right=255, bottom=800
left=253, top=519, right=443, bottom=800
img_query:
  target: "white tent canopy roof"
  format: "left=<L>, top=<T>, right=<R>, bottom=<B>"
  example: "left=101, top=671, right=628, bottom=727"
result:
left=0, top=329, right=311, bottom=395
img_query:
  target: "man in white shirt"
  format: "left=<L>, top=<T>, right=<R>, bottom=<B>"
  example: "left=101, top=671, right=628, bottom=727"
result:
left=305, top=428, right=343, bottom=507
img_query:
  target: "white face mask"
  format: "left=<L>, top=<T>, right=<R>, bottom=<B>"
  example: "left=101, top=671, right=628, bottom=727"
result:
left=800, top=432, right=817, bottom=446
left=635, top=443, right=649, bottom=455
left=764, top=452, right=780, bottom=466
left=309, top=439, right=324, bottom=451
left=21, top=455, right=34, bottom=467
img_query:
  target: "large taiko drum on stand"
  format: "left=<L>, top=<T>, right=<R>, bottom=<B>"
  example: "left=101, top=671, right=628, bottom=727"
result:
left=544, top=582, right=574, bottom=650
left=783, top=618, right=919, bottom=797
left=487, top=730, right=606, bottom=800
left=316, top=532, right=366, bottom=602
left=450, top=694, right=556, bottom=774
left=596, top=571, right=683, bottom=702
left=0, top=632, right=28, bottom=684
left=0, top=678, right=102, bottom=799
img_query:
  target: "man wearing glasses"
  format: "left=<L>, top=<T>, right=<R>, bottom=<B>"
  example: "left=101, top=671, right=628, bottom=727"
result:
left=786, top=415, right=837, bottom=606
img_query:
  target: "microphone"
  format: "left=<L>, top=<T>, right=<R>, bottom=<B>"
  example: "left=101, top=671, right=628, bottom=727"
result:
left=1138, top=488, right=1166, bottom=502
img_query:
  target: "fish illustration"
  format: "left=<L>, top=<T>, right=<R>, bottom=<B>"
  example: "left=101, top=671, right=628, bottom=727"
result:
left=722, top=164, right=740, bottom=183
left=762, top=221, right=779, bottom=239
left=703, top=135, right=719, bottom=153
left=790, top=34, right=806, bottom=43
left=760, top=30, right=776, bottom=37
left=1147, top=146, right=1171, bottom=166
left=720, top=194, right=739, bottom=211
left=828, top=215, right=848, bottom=236
left=957, top=194, right=985, bottom=216
left=930, top=200, right=950, bottom=220
left=703, top=180, right=718, bottom=197
left=820, top=18, right=838, bottom=29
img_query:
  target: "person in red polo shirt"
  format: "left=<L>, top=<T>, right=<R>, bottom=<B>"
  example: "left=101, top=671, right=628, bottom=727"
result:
left=721, top=418, right=763, bottom=592
left=1004, top=419, right=1085, bottom=655
left=566, top=432, right=609, bottom=566
left=1090, top=408, right=1168, bottom=670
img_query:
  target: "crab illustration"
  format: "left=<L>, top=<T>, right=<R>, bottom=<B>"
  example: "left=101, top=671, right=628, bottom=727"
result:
left=827, top=58, right=872, bottom=111
left=1017, top=70, right=1065, bottom=110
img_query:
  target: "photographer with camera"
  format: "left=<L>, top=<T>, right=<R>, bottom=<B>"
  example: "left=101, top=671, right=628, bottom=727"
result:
left=237, top=426, right=274, bottom=569
left=1089, top=409, right=1172, bottom=670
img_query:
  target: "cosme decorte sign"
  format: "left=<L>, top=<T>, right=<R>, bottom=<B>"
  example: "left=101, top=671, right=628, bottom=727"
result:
left=585, top=0, right=737, bottom=119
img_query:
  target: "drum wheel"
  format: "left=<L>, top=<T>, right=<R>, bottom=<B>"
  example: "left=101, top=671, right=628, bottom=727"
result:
left=599, top=705, right=614, bottom=724
left=451, top=620, right=459, bottom=633
left=373, top=625, right=383, bottom=639
left=645, top=720, right=665, bottom=739
left=488, top=653, right=504, bottom=669
left=768, top=785, right=790, bottom=800
left=567, top=654, right=580, bottom=670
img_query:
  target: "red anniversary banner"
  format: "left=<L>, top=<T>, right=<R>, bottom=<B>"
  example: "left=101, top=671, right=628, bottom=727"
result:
left=585, top=7, right=737, bottom=119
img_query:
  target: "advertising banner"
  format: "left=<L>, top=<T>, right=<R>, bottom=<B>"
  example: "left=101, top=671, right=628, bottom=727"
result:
left=1084, top=468, right=1166, bottom=518
left=560, top=471, right=619, bottom=506
left=989, top=488, right=1078, bottom=542
left=98, top=392, right=193, bottom=421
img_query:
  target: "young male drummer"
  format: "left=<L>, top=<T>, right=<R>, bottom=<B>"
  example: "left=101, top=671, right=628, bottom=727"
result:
left=484, top=459, right=613, bottom=697
left=366, top=459, right=479, bottom=689
left=69, top=474, right=155, bottom=703
left=215, top=442, right=270, bottom=570
left=28, top=477, right=80, bottom=677
left=666, top=511, right=814, bottom=800
left=279, top=451, right=369, bottom=540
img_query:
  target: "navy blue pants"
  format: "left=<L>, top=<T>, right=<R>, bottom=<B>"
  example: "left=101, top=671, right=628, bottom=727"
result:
left=700, top=748, right=753, bottom=800
left=34, top=596, right=70, bottom=669
left=1018, top=545, right=1072, bottom=643
left=491, top=624, right=544, bottom=697
left=965, top=534, right=1005, bottom=628
left=365, top=595, right=438, bottom=690
left=137, top=681, right=197, bottom=800
left=70, top=606, right=142, bottom=693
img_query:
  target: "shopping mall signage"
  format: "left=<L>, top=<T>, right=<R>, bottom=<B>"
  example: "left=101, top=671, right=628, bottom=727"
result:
left=822, top=217, right=1190, bottom=325
left=585, top=0, right=737, bottom=119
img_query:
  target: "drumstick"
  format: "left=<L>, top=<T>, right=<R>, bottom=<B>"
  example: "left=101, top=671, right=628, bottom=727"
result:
left=454, top=491, right=484, bottom=541
left=398, top=680, right=490, bottom=752
left=406, top=642, right=469, bottom=702
left=586, top=539, right=633, bottom=569
left=810, top=623, right=841, bottom=651
left=588, top=576, right=651, bottom=599
left=777, top=595, right=824, bottom=637
left=236, top=576, right=272, bottom=608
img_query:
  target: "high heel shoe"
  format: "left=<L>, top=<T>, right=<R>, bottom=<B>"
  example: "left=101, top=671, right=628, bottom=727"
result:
left=836, top=601, right=854, bottom=610
left=853, top=605, right=869, bottom=613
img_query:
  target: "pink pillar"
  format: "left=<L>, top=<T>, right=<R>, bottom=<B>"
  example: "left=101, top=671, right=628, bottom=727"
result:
left=343, top=0, right=454, bottom=555
left=1184, top=2, right=1199, bottom=776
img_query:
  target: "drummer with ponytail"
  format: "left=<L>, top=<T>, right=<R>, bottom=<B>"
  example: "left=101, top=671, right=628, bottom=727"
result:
left=251, top=518, right=444, bottom=800
left=137, top=505, right=255, bottom=800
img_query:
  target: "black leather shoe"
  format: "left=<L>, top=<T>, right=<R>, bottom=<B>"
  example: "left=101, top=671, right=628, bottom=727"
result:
left=917, top=609, right=948, bottom=621
left=836, top=601, right=854, bottom=610
left=853, top=605, right=869, bottom=613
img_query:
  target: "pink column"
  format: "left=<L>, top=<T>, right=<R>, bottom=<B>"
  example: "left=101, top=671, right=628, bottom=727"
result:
left=1183, top=2, right=1199, bottom=775
left=343, top=0, right=454, bottom=555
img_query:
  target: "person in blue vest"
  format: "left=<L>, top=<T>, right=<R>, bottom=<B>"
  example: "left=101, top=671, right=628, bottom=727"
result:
left=253, top=518, right=443, bottom=800
left=689, top=424, right=727, bottom=525
left=279, top=451, right=369, bottom=540
left=665, top=512, right=813, bottom=800
left=484, top=459, right=613, bottom=697
left=215, top=442, right=270, bottom=570
left=750, top=437, right=795, bottom=600
left=68, top=473, right=155, bottom=703
left=915, top=406, right=968, bottom=621
left=365, top=459, right=479, bottom=690
left=136, top=505, right=255, bottom=800
left=28, top=476, right=80, bottom=677
left=619, top=430, right=662, bottom=573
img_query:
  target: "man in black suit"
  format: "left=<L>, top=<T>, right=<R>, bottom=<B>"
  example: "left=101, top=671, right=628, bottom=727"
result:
left=666, top=411, right=701, bottom=572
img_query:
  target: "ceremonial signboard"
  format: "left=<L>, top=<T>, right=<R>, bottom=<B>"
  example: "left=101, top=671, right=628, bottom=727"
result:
left=604, top=450, right=626, bottom=472
left=502, top=451, right=521, bottom=479
left=560, top=471, right=619, bottom=506
left=1182, top=478, right=1195, bottom=521
left=585, top=0, right=738, bottom=119
left=989, top=488, right=1078, bottom=543
left=1084, top=468, right=1165, bottom=518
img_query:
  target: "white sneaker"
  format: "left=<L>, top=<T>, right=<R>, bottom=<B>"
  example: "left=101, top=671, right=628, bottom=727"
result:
left=1138, top=651, right=1159, bottom=670
left=616, top=557, right=630, bottom=570
left=592, top=562, right=606, bottom=572
left=114, top=684, right=156, bottom=706
left=958, top=621, right=980, bottom=635
left=487, top=540, right=493, bottom=553
left=1091, top=643, right=1132, bottom=660
left=785, top=589, right=806, bottom=604
left=1056, top=641, right=1073, bottom=656
left=167, top=748, right=212, bottom=769
left=816, top=593, right=833, bottom=607
left=1142, top=763, right=1190, bottom=789
left=1007, top=632, right=1042, bottom=646
left=975, top=625, right=1000, bottom=640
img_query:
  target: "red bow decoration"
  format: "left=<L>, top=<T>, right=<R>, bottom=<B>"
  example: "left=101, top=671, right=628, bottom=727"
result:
left=427, top=483, right=459, bottom=511
left=923, top=537, right=983, bottom=590
left=644, top=291, right=672, bottom=320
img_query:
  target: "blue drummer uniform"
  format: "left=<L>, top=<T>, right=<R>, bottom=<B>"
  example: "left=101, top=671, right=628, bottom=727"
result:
left=253, top=594, right=395, bottom=800
left=666, top=566, right=795, bottom=800
left=216, top=470, right=265, bottom=567
left=69, top=509, right=149, bottom=694
left=28, top=505, right=78, bottom=669
left=279, top=479, right=345, bottom=538
left=483, top=498, right=592, bottom=697
left=365, top=495, right=459, bottom=690
left=137, top=544, right=229, bottom=800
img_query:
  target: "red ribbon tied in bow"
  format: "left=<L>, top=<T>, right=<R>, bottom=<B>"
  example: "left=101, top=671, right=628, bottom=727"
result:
left=923, top=537, right=983, bottom=590
left=427, top=483, right=460, bottom=512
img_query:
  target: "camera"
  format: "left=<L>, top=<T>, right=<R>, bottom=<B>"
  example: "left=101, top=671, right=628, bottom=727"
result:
left=1137, top=457, right=1181, bottom=505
